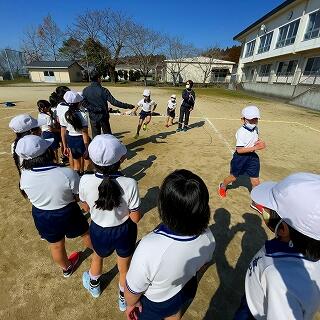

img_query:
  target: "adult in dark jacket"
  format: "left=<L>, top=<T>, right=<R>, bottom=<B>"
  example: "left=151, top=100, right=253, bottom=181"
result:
left=82, top=71, right=134, bottom=137
left=176, top=80, right=196, bottom=132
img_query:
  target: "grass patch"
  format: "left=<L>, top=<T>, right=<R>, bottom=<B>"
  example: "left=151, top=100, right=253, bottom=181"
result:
left=0, top=78, right=31, bottom=86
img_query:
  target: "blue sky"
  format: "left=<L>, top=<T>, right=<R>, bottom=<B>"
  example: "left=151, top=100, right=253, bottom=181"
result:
left=0, top=0, right=284, bottom=50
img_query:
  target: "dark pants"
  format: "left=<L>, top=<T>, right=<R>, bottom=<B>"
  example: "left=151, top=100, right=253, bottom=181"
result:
left=90, top=117, right=112, bottom=137
left=178, top=106, right=191, bottom=129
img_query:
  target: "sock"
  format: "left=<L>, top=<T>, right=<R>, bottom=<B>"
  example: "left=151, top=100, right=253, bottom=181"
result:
left=89, top=270, right=101, bottom=284
left=119, top=283, right=124, bottom=296
left=220, top=183, right=226, bottom=189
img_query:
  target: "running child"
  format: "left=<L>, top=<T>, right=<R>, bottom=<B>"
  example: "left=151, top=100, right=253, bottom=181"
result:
left=218, top=105, right=266, bottom=214
left=16, top=135, right=91, bottom=277
left=133, top=89, right=157, bottom=139
left=37, top=100, right=60, bottom=163
left=165, top=94, right=177, bottom=128
left=80, top=134, right=141, bottom=312
left=125, top=169, right=215, bottom=320
left=234, top=172, right=320, bottom=319
left=59, top=91, right=91, bottom=175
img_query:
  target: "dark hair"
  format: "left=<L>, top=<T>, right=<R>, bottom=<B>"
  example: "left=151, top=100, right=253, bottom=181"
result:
left=90, top=70, right=101, bottom=82
left=94, top=162, right=123, bottom=211
left=287, top=225, right=320, bottom=261
left=55, top=86, right=70, bottom=103
left=65, top=104, right=83, bottom=131
left=186, top=80, right=194, bottom=87
left=158, top=169, right=210, bottom=236
left=21, top=147, right=55, bottom=170
left=37, top=100, right=51, bottom=113
left=49, top=92, right=59, bottom=108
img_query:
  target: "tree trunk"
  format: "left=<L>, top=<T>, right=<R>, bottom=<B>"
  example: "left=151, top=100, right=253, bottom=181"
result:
left=108, top=64, right=116, bottom=83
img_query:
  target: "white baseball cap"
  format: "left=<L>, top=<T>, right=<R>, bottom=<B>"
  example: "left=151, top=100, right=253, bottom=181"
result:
left=15, top=135, right=54, bottom=160
left=171, top=94, right=176, bottom=99
left=9, top=114, right=46, bottom=133
left=242, top=106, right=260, bottom=119
left=143, top=89, right=151, bottom=97
left=88, top=134, right=127, bottom=166
left=63, top=91, right=83, bottom=104
left=251, top=172, right=320, bottom=240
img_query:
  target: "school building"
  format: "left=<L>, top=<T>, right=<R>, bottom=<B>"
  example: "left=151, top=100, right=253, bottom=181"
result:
left=234, top=0, right=320, bottom=110
left=164, top=57, right=235, bottom=85
left=26, top=61, right=84, bottom=83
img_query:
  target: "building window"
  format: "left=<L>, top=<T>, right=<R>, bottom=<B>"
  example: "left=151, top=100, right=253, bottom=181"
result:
left=259, top=64, right=271, bottom=77
left=258, top=32, right=273, bottom=53
left=43, top=70, right=54, bottom=76
left=303, top=57, right=320, bottom=76
left=276, top=60, right=298, bottom=76
left=305, top=10, right=320, bottom=40
left=276, top=20, right=300, bottom=48
left=211, top=68, right=229, bottom=82
left=244, top=40, right=256, bottom=57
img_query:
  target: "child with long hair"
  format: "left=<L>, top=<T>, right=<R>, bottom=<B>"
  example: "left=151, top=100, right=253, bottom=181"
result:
left=59, top=91, right=90, bottom=175
left=80, top=134, right=141, bottom=312
left=16, top=135, right=91, bottom=277
left=125, top=169, right=215, bottom=320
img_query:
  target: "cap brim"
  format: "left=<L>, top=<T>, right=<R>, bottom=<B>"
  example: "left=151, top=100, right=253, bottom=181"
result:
left=250, top=181, right=277, bottom=210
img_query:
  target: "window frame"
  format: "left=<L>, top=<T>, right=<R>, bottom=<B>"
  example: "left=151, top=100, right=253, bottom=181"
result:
left=276, top=19, right=300, bottom=48
left=303, top=57, right=320, bottom=76
left=304, top=10, right=320, bottom=40
left=244, top=40, right=256, bottom=58
left=258, top=32, right=273, bottom=54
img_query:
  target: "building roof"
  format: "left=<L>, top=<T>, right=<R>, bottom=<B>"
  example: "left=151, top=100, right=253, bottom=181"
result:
left=233, top=0, right=297, bottom=41
left=165, top=56, right=235, bottom=64
left=26, top=61, right=84, bottom=69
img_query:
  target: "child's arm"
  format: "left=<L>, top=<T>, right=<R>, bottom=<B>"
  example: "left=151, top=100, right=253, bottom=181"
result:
left=129, top=210, right=141, bottom=223
left=236, top=140, right=266, bottom=154
left=82, top=127, right=90, bottom=158
left=152, top=103, right=157, bottom=112
left=60, top=126, right=68, bottom=156
left=81, top=201, right=90, bottom=213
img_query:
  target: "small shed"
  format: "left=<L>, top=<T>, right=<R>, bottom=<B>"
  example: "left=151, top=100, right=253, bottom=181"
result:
left=26, top=61, right=84, bottom=83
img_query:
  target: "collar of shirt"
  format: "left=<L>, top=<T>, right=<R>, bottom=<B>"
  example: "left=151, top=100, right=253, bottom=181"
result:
left=94, top=171, right=123, bottom=179
left=153, top=223, right=200, bottom=241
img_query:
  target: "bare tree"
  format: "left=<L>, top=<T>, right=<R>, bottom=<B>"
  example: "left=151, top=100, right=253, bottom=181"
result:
left=21, top=26, right=44, bottom=63
left=126, top=24, right=165, bottom=86
left=165, top=37, right=197, bottom=86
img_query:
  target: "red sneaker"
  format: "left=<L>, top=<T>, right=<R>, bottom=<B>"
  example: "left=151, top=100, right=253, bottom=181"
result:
left=218, top=183, right=227, bottom=198
left=63, top=251, right=80, bottom=278
left=250, top=202, right=264, bottom=215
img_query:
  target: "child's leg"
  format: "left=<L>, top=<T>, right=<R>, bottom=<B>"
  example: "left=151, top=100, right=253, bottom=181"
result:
left=81, top=230, right=92, bottom=249
left=117, top=255, right=132, bottom=290
left=136, top=119, right=144, bottom=135
left=165, top=311, right=182, bottom=320
left=73, top=158, right=81, bottom=173
left=165, top=116, right=170, bottom=127
left=68, top=149, right=74, bottom=169
left=89, top=251, right=103, bottom=277
left=223, top=174, right=237, bottom=187
left=250, top=177, right=260, bottom=188
left=169, top=116, right=174, bottom=126
left=144, top=115, right=151, bottom=125
left=49, top=238, right=71, bottom=270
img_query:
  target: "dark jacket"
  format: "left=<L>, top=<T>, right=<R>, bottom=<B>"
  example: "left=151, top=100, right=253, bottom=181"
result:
left=181, top=89, right=196, bottom=109
left=82, top=81, right=132, bottom=121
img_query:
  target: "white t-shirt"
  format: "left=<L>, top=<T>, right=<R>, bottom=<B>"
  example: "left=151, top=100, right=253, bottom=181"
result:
left=20, top=166, right=80, bottom=210
left=79, top=173, right=140, bottom=227
left=137, top=99, right=157, bottom=112
left=245, top=239, right=320, bottom=320
left=56, top=103, right=69, bottom=124
left=167, top=100, right=177, bottom=110
left=236, top=125, right=259, bottom=148
left=126, top=225, right=215, bottom=302
left=38, top=113, right=53, bottom=132
left=59, top=109, right=88, bottom=136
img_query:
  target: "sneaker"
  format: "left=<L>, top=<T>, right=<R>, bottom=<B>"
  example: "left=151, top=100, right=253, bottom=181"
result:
left=134, top=134, right=139, bottom=139
left=176, top=128, right=182, bottom=132
left=143, top=123, right=147, bottom=131
left=183, top=127, right=188, bottom=132
left=63, top=251, right=80, bottom=278
left=218, top=183, right=227, bottom=198
left=82, top=271, right=101, bottom=298
left=118, top=293, right=127, bottom=312
left=250, top=202, right=264, bottom=215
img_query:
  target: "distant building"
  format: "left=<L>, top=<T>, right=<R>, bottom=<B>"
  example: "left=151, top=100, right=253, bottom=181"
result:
left=26, top=61, right=84, bottom=83
left=234, top=0, right=320, bottom=109
left=164, top=56, right=235, bottom=84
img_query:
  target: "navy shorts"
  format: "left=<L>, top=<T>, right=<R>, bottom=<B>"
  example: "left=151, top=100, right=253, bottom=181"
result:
left=167, top=108, right=175, bottom=118
left=90, top=218, right=137, bottom=258
left=139, top=111, right=152, bottom=120
left=32, top=202, right=89, bottom=243
left=230, top=152, right=260, bottom=178
left=137, top=276, right=198, bottom=320
left=67, top=134, right=86, bottom=159
left=42, top=131, right=60, bottom=150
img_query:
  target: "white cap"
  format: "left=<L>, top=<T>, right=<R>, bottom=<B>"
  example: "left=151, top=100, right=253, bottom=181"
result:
left=63, top=91, right=83, bottom=104
left=143, top=89, right=151, bottom=97
left=9, top=114, right=46, bottom=133
left=88, top=134, right=127, bottom=166
left=15, top=135, right=54, bottom=160
left=251, top=172, right=320, bottom=240
left=241, top=106, right=260, bottom=119
left=171, top=94, right=176, bottom=99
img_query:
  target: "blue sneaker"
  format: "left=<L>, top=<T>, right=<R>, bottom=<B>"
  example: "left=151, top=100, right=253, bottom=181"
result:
left=176, top=127, right=182, bottom=132
left=82, top=271, right=101, bottom=298
left=118, top=292, right=127, bottom=312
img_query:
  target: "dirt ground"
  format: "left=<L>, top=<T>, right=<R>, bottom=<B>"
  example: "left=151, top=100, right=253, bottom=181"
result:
left=0, top=85, right=319, bottom=320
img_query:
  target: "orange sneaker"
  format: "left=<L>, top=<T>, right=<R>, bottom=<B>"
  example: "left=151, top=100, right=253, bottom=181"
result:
left=250, top=202, right=264, bottom=215
left=218, top=183, right=227, bottom=198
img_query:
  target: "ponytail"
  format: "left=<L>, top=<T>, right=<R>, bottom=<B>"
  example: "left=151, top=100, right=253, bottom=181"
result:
left=94, top=162, right=123, bottom=211
left=65, top=104, right=83, bottom=131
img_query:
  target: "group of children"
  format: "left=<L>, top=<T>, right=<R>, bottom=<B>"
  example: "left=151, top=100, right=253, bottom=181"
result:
left=7, top=85, right=320, bottom=320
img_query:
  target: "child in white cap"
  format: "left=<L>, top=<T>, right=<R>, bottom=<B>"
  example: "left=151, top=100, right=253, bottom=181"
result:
left=133, top=89, right=157, bottom=139
left=80, top=134, right=141, bottom=312
left=16, top=135, right=91, bottom=277
left=218, top=105, right=266, bottom=213
left=165, top=94, right=177, bottom=128
left=235, top=172, right=320, bottom=319
left=59, top=90, right=91, bottom=175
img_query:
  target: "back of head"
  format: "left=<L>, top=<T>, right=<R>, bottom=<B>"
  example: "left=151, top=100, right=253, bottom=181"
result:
left=90, top=70, right=101, bottom=82
left=158, top=169, right=210, bottom=236
left=56, top=86, right=70, bottom=103
left=37, top=100, right=51, bottom=113
left=64, top=91, right=84, bottom=131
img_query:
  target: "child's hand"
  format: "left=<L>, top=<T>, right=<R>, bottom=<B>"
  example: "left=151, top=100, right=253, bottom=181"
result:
left=126, top=302, right=142, bottom=320
left=255, top=141, right=266, bottom=150
left=63, top=147, right=70, bottom=157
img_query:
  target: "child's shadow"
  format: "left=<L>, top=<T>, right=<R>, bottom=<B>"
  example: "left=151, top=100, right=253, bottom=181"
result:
left=100, top=265, right=119, bottom=293
left=140, top=186, right=160, bottom=217
left=227, top=175, right=252, bottom=193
